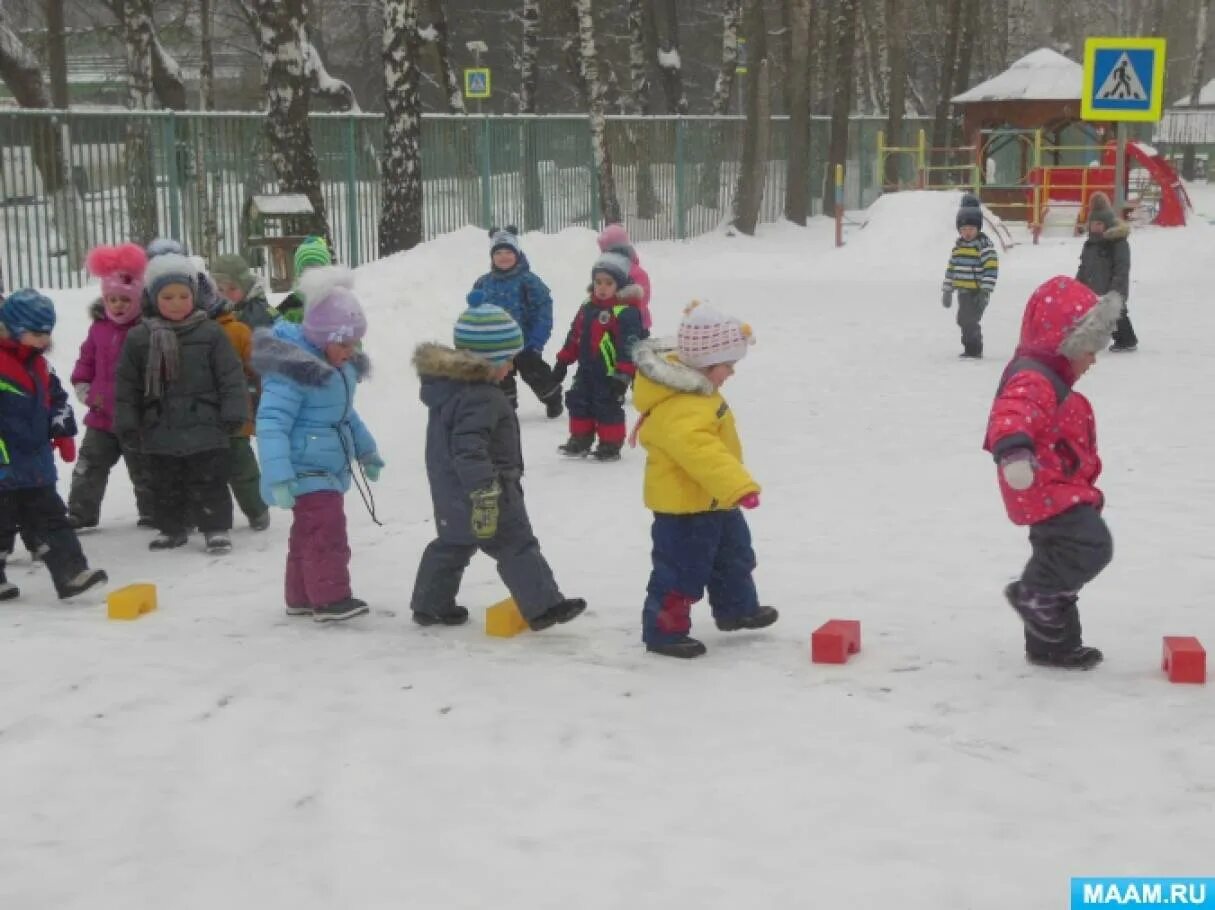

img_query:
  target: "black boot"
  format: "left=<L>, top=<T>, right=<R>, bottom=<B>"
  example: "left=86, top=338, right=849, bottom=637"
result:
left=558, top=434, right=594, bottom=457
left=647, top=637, right=708, bottom=659
left=58, top=568, right=109, bottom=599
left=542, top=389, right=564, bottom=420
left=313, top=597, right=369, bottom=623
left=528, top=598, right=587, bottom=632
left=149, top=532, right=189, bottom=550
left=412, top=605, right=470, bottom=626
left=1026, top=646, right=1104, bottom=670
left=716, top=605, right=779, bottom=631
left=0, top=557, right=18, bottom=601
left=204, top=531, right=232, bottom=554
left=592, top=441, right=622, bottom=462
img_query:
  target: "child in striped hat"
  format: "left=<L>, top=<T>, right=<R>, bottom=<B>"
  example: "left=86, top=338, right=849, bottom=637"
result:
left=276, top=236, right=333, bottom=324
left=408, top=295, right=586, bottom=632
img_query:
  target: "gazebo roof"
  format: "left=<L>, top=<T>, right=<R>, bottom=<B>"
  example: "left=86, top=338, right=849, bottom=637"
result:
left=952, top=49, right=1083, bottom=104
left=1172, top=76, right=1215, bottom=107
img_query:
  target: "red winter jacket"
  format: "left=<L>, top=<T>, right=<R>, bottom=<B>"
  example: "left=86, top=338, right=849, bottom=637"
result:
left=984, top=279, right=1104, bottom=526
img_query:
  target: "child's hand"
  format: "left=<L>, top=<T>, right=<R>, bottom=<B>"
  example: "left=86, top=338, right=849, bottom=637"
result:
left=608, top=374, right=630, bottom=401
left=271, top=483, right=296, bottom=509
left=470, top=482, right=500, bottom=540
left=551, top=361, right=568, bottom=385
left=52, top=437, right=76, bottom=463
left=738, top=492, right=760, bottom=510
left=999, top=449, right=1037, bottom=491
left=73, top=382, right=90, bottom=405
left=941, top=289, right=953, bottom=308
left=361, top=452, right=385, bottom=482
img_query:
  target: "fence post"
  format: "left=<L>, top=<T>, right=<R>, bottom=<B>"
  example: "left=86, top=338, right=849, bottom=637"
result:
left=675, top=118, right=686, bottom=240
left=876, top=129, right=885, bottom=190
left=834, top=163, right=844, bottom=247
left=917, top=129, right=926, bottom=188
left=164, top=112, right=182, bottom=240
left=587, top=118, right=600, bottom=228
left=480, top=117, right=493, bottom=229
left=345, top=115, right=360, bottom=266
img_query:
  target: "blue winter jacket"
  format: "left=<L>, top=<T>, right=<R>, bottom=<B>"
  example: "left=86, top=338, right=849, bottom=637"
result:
left=471, top=253, right=554, bottom=352
left=0, top=339, right=76, bottom=491
left=251, top=322, right=377, bottom=504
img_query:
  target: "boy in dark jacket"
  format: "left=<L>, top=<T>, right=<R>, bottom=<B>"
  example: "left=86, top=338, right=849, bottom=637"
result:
left=942, top=193, right=999, bottom=358
left=409, top=302, right=585, bottom=631
left=552, top=251, right=645, bottom=461
left=115, top=252, right=248, bottom=553
left=0, top=290, right=108, bottom=601
left=1076, top=191, right=1135, bottom=351
left=984, top=276, right=1122, bottom=670
left=471, top=227, right=563, bottom=418
left=210, top=253, right=279, bottom=330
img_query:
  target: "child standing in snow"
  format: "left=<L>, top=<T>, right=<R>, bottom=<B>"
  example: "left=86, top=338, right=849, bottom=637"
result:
left=68, top=243, right=156, bottom=530
left=409, top=302, right=585, bottom=631
left=276, top=236, right=332, bottom=324
left=597, top=223, right=653, bottom=332
left=470, top=226, right=563, bottom=417
left=210, top=253, right=279, bottom=330
left=631, top=302, right=777, bottom=659
left=551, top=251, right=645, bottom=462
left=0, top=290, right=108, bottom=601
left=942, top=193, right=999, bottom=358
left=1076, top=191, right=1135, bottom=352
left=985, top=276, right=1122, bottom=670
left=115, top=252, right=248, bottom=554
left=253, top=267, right=383, bottom=622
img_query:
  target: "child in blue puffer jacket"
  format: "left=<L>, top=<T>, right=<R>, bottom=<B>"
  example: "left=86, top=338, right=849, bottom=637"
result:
left=252, top=267, right=384, bottom=623
left=470, top=226, right=563, bottom=418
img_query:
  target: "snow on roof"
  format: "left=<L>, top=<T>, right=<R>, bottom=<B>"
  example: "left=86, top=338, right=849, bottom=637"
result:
left=1156, top=108, right=1215, bottom=144
left=1172, top=76, right=1215, bottom=107
left=952, top=48, right=1082, bottom=104
left=250, top=194, right=315, bottom=217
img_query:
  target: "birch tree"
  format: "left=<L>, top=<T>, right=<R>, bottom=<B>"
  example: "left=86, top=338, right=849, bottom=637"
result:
left=427, top=0, right=465, bottom=113
left=379, top=0, right=423, bottom=253
left=519, top=0, right=543, bottom=230
left=258, top=0, right=331, bottom=243
left=574, top=0, right=621, bottom=225
left=198, top=0, right=218, bottom=259
left=951, top=0, right=978, bottom=148
left=732, top=0, right=769, bottom=235
left=651, top=0, right=689, bottom=114
left=1183, top=0, right=1211, bottom=179
left=237, top=0, right=359, bottom=110
left=882, top=0, right=907, bottom=188
left=930, top=0, right=961, bottom=167
left=698, top=0, right=742, bottom=208
left=627, top=0, right=659, bottom=219
left=821, top=0, right=858, bottom=217
left=124, top=0, right=159, bottom=246
left=784, top=0, right=811, bottom=224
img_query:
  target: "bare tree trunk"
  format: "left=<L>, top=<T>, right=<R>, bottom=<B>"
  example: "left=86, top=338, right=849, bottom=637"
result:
left=198, top=0, right=218, bottom=259
left=429, top=0, right=465, bottom=113
left=1183, top=0, right=1212, bottom=179
left=732, top=0, right=769, bottom=234
left=699, top=0, right=742, bottom=208
left=883, top=0, right=907, bottom=188
left=200, top=0, right=215, bottom=111
left=1007, top=0, right=1034, bottom=62
left=124, top=0, right=159, bottom=247
left=930, top=0, right=961, bottom=168
left=951, top=0, right=977, bottom=149
left=652, top=0, right=689, bottom=114
left=821, top=0, right=858, bottom=216
left=379, top=0, right=423, bottom=253
left=863, top=0, right=886, bottom=114
left=574, top=0, right=621, bottom=224
left=258, top=0, right=331, bottom=243
left=48, top=0, right=69, bottom=108
left=784, top=0, right=811, bottom=223
left=519, top=0, right=543, bottom=230
left=627, top=0, right=659, bottom=219
left=520, top=0, right=540, bottom=113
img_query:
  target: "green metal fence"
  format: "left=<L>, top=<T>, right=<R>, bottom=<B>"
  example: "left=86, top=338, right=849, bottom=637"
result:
left=0, top=110, right=930, bottom=289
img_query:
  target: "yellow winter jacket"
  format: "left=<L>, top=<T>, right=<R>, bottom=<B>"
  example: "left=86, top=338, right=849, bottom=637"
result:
left=632, top=342, right=759, bottom=514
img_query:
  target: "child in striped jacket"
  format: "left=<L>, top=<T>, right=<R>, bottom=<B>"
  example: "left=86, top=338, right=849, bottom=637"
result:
left=941, top=193, right=999, bottom=359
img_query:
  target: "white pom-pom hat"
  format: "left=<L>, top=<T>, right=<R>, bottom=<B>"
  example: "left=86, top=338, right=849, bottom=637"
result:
left=676, top=301, right=754, bottom=368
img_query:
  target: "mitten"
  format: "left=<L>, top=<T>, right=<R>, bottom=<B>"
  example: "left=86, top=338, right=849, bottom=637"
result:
left=999, top=449, right=1037, bottom=491
left=608, top=374, right=630, bottom=401
left=52, top=437, right=76, bottom=463
left=73, top=382, right=90, bottom=405
left=270, top=483, right=296, bottom=509
left=941, top=288, right=953, bottom=309
left=738, top=492, right=760, bottom=510
left=470, top=482, right=501, bottom=540
left=550, top=360, right=568, bottom=385
left=361, top=451, right=385, bottom=482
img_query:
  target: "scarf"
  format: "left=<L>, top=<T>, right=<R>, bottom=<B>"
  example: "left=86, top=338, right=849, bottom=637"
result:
left=144, top=310, right=207, bottom=399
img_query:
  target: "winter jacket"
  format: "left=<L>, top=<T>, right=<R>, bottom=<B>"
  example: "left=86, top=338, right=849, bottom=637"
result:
left=984, top=281, right=1106, bottom=526
left=253, top=321, right=377, bottom=504
left=0, top=339, right=76, bottom=491
left=471, top=253, right=554, bottom=352
left=943, top=232, right=999, bottom=295
left=1076, top=220, right=1130, bottom=301
left=235, top=288, right=279, bottom=330
left=414, top=342, right=525, bottom=544
left=70, top=300, right=141, bottom=433
left=114, top=316, right=248, bottom=456
left=631, top=340, right=759, bottom=515
left=555, top=286, right=645, bottom=380
left=216, top=311, right=256, bottom=437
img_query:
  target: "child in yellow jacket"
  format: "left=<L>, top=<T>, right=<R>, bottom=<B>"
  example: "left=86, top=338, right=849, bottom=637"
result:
left=631, top=302, right=778, bottom=658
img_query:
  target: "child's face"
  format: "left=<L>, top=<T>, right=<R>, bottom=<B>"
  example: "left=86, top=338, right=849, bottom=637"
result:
left=104, top=294, right=135, bottom=321
left=1070, top=351, right=1097, bottom=379
left=703, top=362, right=736, bottom=389
left=1088, top=220, right=1106, bottom=236
left=215, top=277, right=246, bottom=304
left=959, top=225, right=979, bottom=241
left=592, top=273, right=618, bottom=301
left=492, top=249, right=518, bottom=271
left=156, top=284, right=194, bottom=321
left=18, top=331, right=51, bottom=350
left=325, top=341, right=358, bottom=367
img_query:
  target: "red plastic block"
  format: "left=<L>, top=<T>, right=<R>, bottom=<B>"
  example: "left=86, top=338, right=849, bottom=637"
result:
left=1162, top=636, right=1206, bottom=684
left=811, top=619, right=862, bottom=664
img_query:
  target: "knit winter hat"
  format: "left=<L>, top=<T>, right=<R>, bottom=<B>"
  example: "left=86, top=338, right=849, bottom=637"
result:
left=591, top=251, right=633, bottom=288
left=0, top=289, right=56, bottom=337
left=299, top=266, right=367, bottom=347
left=147, top=237, right=185, bottom=259
left=210, top=253, right=257, bottom=293
left=293, top=236, right=332, bottom=277
left=597, top=223, right=631, bottom=253
left=489, top=226, right=522, bottom=257
left=1088, top=191, right=1117, bottom=228
left=143, top=252, right=198, bottom=307
left=956, top=193, right=983, bottom=230
left=676, top=301, right=754, bottom=369
left=453, top=299, right=524, bottom=365
left=87, top=243, right=147, bottom=303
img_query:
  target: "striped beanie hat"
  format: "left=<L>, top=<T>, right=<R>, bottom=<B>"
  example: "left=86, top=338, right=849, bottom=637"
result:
left=454, top=292, right=524, bottom=365
left=293, top=236, right=332, bottom=277
left=676, top=301, right=754, bottom=369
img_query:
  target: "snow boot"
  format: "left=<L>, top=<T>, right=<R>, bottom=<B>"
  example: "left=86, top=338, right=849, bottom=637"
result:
left=285, top=604, right=313, bottom=617
left=58, top=568, right=108, bottom=599
left=0, top=582, right=18, bottom=601
left=149, top=532, right=189, bottom=551
left=647, top=637, right=708, bottom=659
left=313, top=597, right=369, bottom=623
left=542, top=389, right=564, bottom=420
left=1026, top=645, right=1104, bottom=670
left=959, top=344, right=983, bottom=359
left=1003, top=582, right=1069, bottom=646
left=137, top=516, right=156, bottom=529
left=559, top=434, right=594, bottom=457
left=528, top=597, right=587, bottom=632
left=204, top=531, right=232, bottom=554
left=249, top=511, right=271, bottom=532
left=1108, top=342, right=1138, bottom=353
left=412, top=605, right=470, bottom=627
left=592, top=441, right=623, bottom=462
left=716, top=605, right=780, bottom=632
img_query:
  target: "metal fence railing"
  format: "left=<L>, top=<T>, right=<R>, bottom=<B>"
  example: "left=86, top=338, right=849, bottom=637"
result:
left=0, top=110, right=932, bottom=289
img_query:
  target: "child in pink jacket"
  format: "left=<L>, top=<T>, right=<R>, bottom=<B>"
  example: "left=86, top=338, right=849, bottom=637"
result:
left=597, top=224, right=652, bottom=331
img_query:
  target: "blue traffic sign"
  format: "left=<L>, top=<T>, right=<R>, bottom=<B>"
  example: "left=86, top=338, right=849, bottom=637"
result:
left=1082, top=37, right=1166, bottom=122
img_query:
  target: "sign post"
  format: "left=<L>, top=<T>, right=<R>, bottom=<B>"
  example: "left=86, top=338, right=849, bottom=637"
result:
left=1081, top=37, right=1167, bottom=212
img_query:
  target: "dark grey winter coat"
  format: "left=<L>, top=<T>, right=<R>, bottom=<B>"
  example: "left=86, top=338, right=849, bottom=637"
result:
left=414, top=343, right=525, bottom=544
left=115, top=317, right=248, bottom=456
left=1076, top=220, right=1130, bottom=301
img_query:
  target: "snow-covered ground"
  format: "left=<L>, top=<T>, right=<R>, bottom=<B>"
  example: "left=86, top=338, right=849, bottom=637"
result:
left=2, top=191, right=1212, bottom=909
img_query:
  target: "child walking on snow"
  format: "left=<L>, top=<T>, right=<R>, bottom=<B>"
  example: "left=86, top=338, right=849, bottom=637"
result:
left=1076, top=191, right=1135, bottom=352
left=942, top=193, right=999, bottom=358
left=409, top=302, right=585, bottom=631
left=985, top=276, right=1122, bottom=670
left=631, top=302, right=777, bottom=658
left=253, top=267, right=383, bottom=622
left=552, top=251, right=645, bottom=462
left=597, top=223, right=653, bottom=332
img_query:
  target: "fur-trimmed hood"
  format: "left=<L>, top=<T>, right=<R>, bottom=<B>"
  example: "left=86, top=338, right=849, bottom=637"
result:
left=1088, top=219, right=1130, bottom=242
left=633, top=338, right=715, bottom=415
left=413, top=342, right=497, bottom=383
left=1016, top=276, right=1123, bottom=360
left=251, top=321, right=370, bottom=388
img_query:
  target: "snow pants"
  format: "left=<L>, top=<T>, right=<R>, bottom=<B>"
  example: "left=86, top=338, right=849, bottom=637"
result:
left=0, top=486, right=89, bottom=596
left=228, top=436, right=267, bottom=521
left=1112, top=304, right=1139, bottom=349
left=147, top=448, right=233, bottom=535
left=566, top=366, right=625, bottom=444
left=956, top=290, right=988, bottom=355
left=68, top=426, right=154, bottom=525
left=501, top=349, right=562, bottom=410
left=285, top=491, right=351, bottom=608
left=643, top=510, right=761, bottom=647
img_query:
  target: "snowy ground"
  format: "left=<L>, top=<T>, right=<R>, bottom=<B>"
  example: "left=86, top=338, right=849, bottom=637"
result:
left=2, top=192, right=1213, bottom=909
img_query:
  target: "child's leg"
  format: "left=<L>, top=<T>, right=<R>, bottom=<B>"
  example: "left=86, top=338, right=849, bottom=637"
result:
left=477, top=480, right=563, bottom=620
left=227, top=436, right=268, bottom=521
left=148, top=454, right=189, bottom=535
left=1112, top=303, right=1139, bottom=348
left=0, top=492, right=19, bottom=596
left=183, top=447, right=234, bottom=533
left=68, top=427, right=123, bottom=527
left=498, top=369, right=519, bottom=410
left=21, top=486, right=92, bottom=596
left=293, top=491, right=352, bottom=606
left=120, top=443, right=156, bottom=523
left=956, top=290, right=985, bottom=354
left=565, top=369, right=594, bottom=439
left=284, top=503, right=309, bottom=609
left=642, top=512, right=723, bottom=646
left=410, top=537, right=477, bottom=620
left=514, top=349, right=561, bottom=404
left=591, top=375, right=627, bottom=447
left=706, top=510, right=762, bottom=625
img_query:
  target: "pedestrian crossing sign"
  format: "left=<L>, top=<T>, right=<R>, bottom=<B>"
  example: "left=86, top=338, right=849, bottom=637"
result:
left=1082, top=37, right=1166, bottom=122
left=464, top=68, right=491, bottom=100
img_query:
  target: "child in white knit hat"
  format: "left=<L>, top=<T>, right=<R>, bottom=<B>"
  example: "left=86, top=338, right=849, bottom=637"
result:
left=628, top=302, right=778, bottom=658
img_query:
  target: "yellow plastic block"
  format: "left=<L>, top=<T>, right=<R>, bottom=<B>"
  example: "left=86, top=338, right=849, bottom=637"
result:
left=485, top=597, right=528, bottom=637
left=107, top=583, right=158, bottom=621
